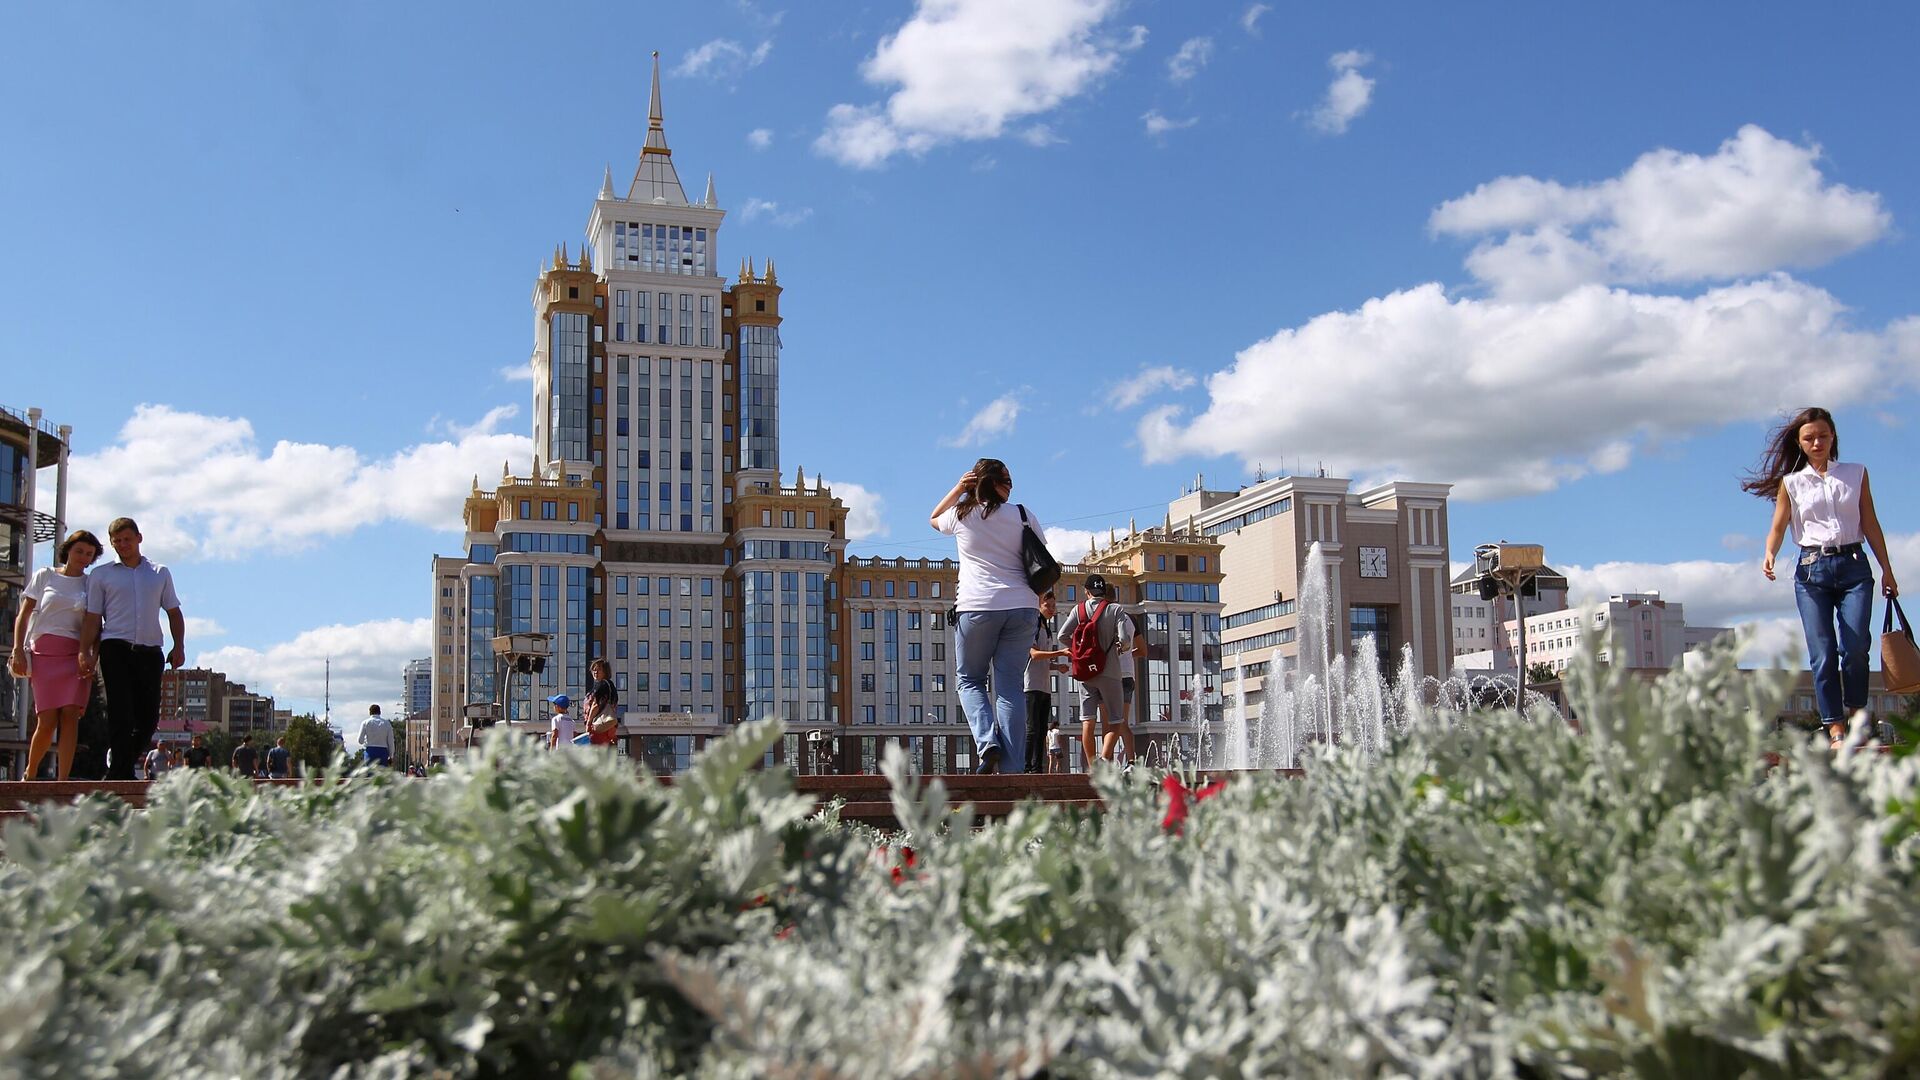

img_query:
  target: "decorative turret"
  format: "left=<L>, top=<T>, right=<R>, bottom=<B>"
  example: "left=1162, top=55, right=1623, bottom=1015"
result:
left=599, top=165, right=614, bottom=201
left=765, top=258, right=778, bottom=285
left=703, top=171, right=717, bottom=208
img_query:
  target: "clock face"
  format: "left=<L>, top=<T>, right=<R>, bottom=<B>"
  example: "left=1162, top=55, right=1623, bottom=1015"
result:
left=1360, top=546, right=1388, bottom=578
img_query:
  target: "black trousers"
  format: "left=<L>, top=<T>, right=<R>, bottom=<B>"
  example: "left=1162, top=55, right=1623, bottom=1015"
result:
left=1024, top=691, right=1051, bottom=773
left=100, top=640, right=164, bottom=781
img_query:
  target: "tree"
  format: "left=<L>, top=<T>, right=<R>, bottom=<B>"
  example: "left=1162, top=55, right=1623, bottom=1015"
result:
left=281, top=714, right=337, bottom=776
left=1526, top=662, right=1559, bottom=686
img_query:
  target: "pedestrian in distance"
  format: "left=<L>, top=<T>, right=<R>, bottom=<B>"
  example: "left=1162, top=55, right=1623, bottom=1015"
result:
left=546, top=694, right=576, bottom=749
left=1750, top=407, right=1900, bottom=749
left=267, top=736, right=291, bottom=779
left=1058, top=573, right=1138, bottom=769
left=1046, top=721, right=1066, bottom=774
left=231, top=735, right=258, bottom=777
left=77, top=518, right=185, bottom=780
left=8, top=529, right=103, bottom=781
left=358, top=704, right=394, bottom=767
left=1024, top=590, right=1068, bottom=773
left=930, top=458, right=1044, bottom=774
left=182, top=732, right=212, bottom=769
left=585, top=658, right=621, bottom=747
left=142, top=741, right=175, bottom=780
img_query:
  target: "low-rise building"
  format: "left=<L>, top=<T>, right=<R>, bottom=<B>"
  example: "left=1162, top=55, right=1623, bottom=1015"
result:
left=1453, top=590, right=1731, bottom=676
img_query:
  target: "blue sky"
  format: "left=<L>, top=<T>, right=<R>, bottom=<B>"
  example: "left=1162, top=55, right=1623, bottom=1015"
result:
left=4, top=1, right=1917, bottom=725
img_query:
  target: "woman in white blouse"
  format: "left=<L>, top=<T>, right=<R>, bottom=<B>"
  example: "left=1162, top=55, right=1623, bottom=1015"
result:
left=1753, top=408, right=1900, bottom=748
left=7, top=529, right=102, bottom=779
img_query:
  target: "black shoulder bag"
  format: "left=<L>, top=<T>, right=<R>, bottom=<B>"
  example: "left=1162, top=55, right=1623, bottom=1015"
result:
left=1017, top=505, right=1062, bottom=594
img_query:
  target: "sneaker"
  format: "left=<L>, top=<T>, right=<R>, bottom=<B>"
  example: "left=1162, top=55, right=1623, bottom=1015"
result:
left=974, top=747, right=1001, bottom=775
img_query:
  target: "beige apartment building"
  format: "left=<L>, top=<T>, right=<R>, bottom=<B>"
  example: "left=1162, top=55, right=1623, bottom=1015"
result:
left=1170, top=474, right=1453, bottom=707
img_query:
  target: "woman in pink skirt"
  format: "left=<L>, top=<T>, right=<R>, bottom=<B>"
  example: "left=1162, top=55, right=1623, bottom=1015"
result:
left=8, top=529, right=102, bottom=780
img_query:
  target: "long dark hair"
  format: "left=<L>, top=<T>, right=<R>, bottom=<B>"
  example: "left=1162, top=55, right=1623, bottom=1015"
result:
left=1741, top=407, right=1837, bottom=498
left=955, top=457, right=1011, bottom=521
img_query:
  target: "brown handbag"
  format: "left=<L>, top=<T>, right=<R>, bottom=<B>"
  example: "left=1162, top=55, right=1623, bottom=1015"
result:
left=1883, top=598, right=1920, bottom=695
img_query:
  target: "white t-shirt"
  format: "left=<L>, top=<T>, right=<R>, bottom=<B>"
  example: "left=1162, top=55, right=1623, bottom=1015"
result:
left=85, top=558, right=181, bottom=647
left=549, top=712, right=576, bottom=745
left=933, top=503, right=1041, bottom=612
left=24, top=567, right=89, bottom=647
left=1046, top=727, right=1063, bottom=751
left=358, top=715, right=394, bottom=750
left=1784, top=461, right=1865, bottom=547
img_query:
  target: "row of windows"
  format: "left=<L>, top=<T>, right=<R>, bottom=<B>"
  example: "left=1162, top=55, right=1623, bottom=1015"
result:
left=1222, top=628, right=1296, bottom=656
left=612, top=575, right=716, bottom=597
left=1222, top=599, right=1295, bottom=631
left=857, top=672, right=949, bottom=694
left=1205, top=496, right=1292, bottom=537
left=500, top=532, right=592, bottom=554
left=1142, top=582, right=1220, bottom=603
left=612, top=222, right=710, bottom=277
left=853, top=610, right=946, bottom=632
left=740, top=540, right=832, bottom=562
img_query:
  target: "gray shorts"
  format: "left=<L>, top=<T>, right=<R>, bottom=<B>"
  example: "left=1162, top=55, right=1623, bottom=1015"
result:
left=1078, top=673, right=1128, bottom=727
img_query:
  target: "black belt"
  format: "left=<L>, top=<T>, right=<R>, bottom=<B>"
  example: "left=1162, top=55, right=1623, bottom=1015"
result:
left=1800, top=542, right=1863, bottom=557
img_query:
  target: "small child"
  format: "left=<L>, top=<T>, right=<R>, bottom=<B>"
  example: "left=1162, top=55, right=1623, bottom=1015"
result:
left=546, top=694, right=576, bottom=749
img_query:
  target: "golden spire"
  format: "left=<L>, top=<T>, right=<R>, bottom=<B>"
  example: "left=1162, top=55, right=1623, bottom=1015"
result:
left=765, top=258, right=778, bottom=284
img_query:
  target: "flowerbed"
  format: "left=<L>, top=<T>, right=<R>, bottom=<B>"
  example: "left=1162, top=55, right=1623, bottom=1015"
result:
left=2, top=645, right=1917, bottom=1078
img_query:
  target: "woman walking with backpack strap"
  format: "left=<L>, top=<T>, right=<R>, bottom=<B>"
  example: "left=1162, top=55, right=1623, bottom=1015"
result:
left=932, top=458, right=1045, bottom=773
left=1750, top=407, right=1900, bottom=749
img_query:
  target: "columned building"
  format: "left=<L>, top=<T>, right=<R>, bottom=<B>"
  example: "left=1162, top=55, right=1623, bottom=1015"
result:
left=1, top=404, right=71, bottom=776
left=1170, top=474, right=1454, bottom=709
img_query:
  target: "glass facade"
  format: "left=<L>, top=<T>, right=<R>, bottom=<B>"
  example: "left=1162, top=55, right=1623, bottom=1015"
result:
left=467, top=574, right=497, bottom=709
left=740, top=323, right=779, bottom=471
left=1349, top=605, right=1392, bottom=673
left=613, top=222, right=710, bottom=276
left=548, top=311, right=590, bottom=463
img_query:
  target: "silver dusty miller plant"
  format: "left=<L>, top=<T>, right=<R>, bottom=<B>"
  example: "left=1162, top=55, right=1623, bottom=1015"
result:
left=2, top=639, right=1917, bottom=1078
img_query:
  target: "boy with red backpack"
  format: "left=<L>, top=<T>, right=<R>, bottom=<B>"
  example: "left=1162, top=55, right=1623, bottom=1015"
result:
left=1055, top=574, right=1137, bottom=769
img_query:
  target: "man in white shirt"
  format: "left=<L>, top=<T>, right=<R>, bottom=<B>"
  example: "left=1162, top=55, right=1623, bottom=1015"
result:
left=78, top=518, right=185, bottom=780
left=358, top=704, right=395, bottom=767
left=546, top=694, right=576, bottom=749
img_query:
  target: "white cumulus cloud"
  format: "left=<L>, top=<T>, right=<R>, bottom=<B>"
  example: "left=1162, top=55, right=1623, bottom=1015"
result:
left=1431, top=125, right=1892, bottom=299
left=675, top=38, right=773, bottom=81
left=1106, top=365, right=1196, bottom=408
left=1141, top=277, right=1920, bottom=500
left=820, top=479, right=889, bottom=541
left=1241, top=3, right=1271, bottom=34
left=746, top=127, right=773, bottom=149
left=1143, top=110, right=1198, bottom=137
left=943, top=393, right=1024, bottom=448
left=1167, top=36, right=1212, bottom=82
left=1307, top=49, right=1374, bottom=134
left=1139, top=128, right=1919, bottom=501
left=498, top=364, right=533, bottom=383
left=814, top=0, right=1146, bottom=168
left=736, top=196, right=814, bottom=227
left=199, top=616, right=431, bottom=720
left=67, top=404, right=534, bottom=561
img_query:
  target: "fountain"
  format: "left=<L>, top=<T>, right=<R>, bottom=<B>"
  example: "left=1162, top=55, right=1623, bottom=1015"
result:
left=1201, top=542, right=1553, bottom=769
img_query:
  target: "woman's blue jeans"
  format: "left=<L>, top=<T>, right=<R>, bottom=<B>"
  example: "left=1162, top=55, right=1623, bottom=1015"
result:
left=954, top=608, right=1035, bottom=772
left=1793, top=548, right=1875, bottom=727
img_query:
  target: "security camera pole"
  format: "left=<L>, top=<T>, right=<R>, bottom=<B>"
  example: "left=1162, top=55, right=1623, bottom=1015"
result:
left=464, top=632, right=552, bottom=748
left=1473, top=542, right=1545, bottom=700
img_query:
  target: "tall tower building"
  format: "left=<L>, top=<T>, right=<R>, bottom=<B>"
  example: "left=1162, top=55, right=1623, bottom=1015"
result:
left=427, top=59, right=1232, bottom=773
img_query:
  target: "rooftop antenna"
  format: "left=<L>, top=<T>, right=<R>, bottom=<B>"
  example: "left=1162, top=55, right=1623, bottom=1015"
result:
left=1318, top=461, right=1326, bottom=478
left=324, top=656, right=331, bottom=727
left=1254, top=461, right=1266, bottom=483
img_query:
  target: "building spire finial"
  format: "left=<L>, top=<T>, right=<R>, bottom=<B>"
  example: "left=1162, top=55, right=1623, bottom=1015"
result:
left=600, top=164, right=614, bottom=200
left=765, top=258, right=777, bottom=284
left=646, top=51, right=667, bottom=147
left=703, top=170, right=717, bottom=208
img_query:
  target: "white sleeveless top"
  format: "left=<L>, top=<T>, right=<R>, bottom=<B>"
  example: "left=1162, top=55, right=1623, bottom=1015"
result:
left=24, top=567, right=89, bottom=647
left=1783, top=460, right=1864, bottom=547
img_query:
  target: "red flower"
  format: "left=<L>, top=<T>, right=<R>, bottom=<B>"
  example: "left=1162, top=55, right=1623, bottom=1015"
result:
left=1161, top=776, right=1229, bottom=835
left=888, top=845, right=918, bottom=886
left=776, top=924, right=795, bottom=940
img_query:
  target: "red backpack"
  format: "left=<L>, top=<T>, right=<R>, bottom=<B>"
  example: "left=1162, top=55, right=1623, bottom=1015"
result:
left=1067, top=598, right=1111, bottom=681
